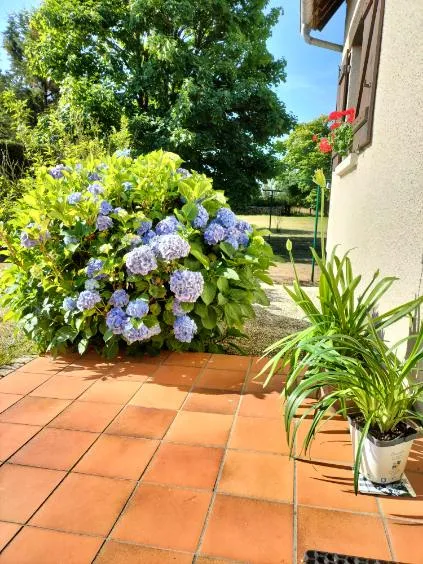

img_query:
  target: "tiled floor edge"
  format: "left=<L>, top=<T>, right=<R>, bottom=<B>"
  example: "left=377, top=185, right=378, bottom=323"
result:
left=0, top=355, right=37, bottom=378
left=376, top=498, right=396, bottom=562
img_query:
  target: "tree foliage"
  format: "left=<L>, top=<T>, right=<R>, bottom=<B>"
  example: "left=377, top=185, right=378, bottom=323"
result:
left=13, top=0, right=295, bottom=207
left=274, top=116, right=331, bottom=208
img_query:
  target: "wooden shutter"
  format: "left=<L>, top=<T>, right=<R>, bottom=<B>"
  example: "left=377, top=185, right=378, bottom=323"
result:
left=332, top=51, right=351, bottom=169
left=352, top=0, right=385, bottom=151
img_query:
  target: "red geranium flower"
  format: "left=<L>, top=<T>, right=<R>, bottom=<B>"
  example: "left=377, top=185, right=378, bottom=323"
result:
left=319, top=138, right=332, bottom=153
left=330, top=122, right=341, bottom=130
left=328, top=110, right=344, bottom=121
left=312, top=134, right=318, bottom=142
left=345, top=107, right=356, bottom=123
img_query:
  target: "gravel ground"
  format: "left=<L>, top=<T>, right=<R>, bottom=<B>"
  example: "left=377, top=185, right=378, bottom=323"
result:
left=224, top=283, right=316, bottom=356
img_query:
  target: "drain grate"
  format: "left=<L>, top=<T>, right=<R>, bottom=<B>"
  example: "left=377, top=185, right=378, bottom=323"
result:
left=303, top=551, right=395, bottom=564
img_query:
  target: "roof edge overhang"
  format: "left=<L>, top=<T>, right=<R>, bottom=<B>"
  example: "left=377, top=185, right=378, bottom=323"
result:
left=301, top=0, right=344, bottom=32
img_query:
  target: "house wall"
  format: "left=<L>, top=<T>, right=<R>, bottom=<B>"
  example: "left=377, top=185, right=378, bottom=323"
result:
left=326, top=0, right=423, bottom=347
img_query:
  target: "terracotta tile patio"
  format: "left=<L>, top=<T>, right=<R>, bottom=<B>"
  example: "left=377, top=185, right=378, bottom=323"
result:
left=0, top=352, right=422, bottom=563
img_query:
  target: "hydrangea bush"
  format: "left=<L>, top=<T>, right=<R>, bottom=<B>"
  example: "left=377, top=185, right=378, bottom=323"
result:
left=0, top=150, right=273, bottom=357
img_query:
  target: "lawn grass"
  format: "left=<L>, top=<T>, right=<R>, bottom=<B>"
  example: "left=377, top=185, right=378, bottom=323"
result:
left=0, top=314, right=35, bottom=366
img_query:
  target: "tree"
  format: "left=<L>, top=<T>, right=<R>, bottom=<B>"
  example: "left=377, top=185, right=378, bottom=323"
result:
left=274, top=116, right=331, bottom=208
left=23, top=0, right=294, bottom=206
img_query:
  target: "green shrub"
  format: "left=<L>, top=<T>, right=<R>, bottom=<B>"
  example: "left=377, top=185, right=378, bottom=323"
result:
left=0, top=150, right=272, bottom=357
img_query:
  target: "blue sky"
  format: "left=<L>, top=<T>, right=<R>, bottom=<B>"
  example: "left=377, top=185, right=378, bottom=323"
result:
left=0, top=0, right=345, bottom=123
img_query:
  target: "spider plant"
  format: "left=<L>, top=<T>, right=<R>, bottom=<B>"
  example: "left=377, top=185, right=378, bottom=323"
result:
left=285, top=321, right=423, bottom=493
left=259, top=245, right=423, bottom=392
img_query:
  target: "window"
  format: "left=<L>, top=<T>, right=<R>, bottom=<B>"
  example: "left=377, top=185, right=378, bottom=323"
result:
left=333, top=0, right=385, bottom=167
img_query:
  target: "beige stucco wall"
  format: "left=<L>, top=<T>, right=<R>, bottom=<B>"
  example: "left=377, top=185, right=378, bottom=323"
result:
left=327, top=0, right=423, bottom=347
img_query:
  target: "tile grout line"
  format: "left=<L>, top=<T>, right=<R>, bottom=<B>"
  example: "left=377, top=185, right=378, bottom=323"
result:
left=90, top=354, right=213, bottom=562
left=1, top=363, right=163, bottom=549
left=193, top=356, right=254, bottom=561
left=376, top=497, right=396, bottom=562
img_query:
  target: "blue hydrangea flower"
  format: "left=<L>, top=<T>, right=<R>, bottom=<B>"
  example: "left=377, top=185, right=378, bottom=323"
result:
left=88, top=183, right=104, bottom=195
left=192, top=204, right=209, bottom=229
left=142, top=230, right=156, bottom=244
left=115, top=148, right=131, bottom=157
left=20, top=231, right=38, bottom=248
left=99, top=201, right=113, bottom=215
left=96, top=215, right=113, bottom=231
left=204, top=221, right=226, bottom=245
left=152, top=234, right=190, bottom=261
left=126, top=246, right=157, bottom=275
left=106, top=307, right=128, bottom=334
left=137, top=220, right=153, bottom=236
left=86, top=258, right=103, bottom=278
left=172, top=300, right=185, bottom=317
left=216, top=207, right=237, bottom=228
left=85, top=279, right=99, bottom=290
left=123, top=321, right=150, bottom=344
left=236, top=220, right=253, bottom=234
left=176, top=167, right=192, bottom=179
left=48, top=164, right=66, bottom=179
left=169, top=270, right=204, bottom=303
left=147, top=324, right=161, bottom=337
left=127, top=299, right=149, bottom=318
left=67, top=192, right=82, bottom=205
left=238, top=231, right=250, bottom=247
left=63, top=234, right=78, bottom=246
left=109, top=289, right=129, bottom=308
left=174, top=315, right=197, bottom=343
left=76, top=290, right=101, bottom=311
left=224, top=235, right=239, bottom=250
left=155, top=216, right=181, bottom=236
left=39, top=230, right=51, bottom=242
left=122, top=181, right=132, bottom=191
left=62, top=297, right=77, bottom=311
left=88, top=172, right=101, bottom=181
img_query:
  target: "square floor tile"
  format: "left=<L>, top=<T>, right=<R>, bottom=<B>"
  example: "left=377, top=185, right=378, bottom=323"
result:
left=0, top=527, right=103, bottom=564
left=244, top=370, right=285, bottom=394
left=10, top=427, right=98, bottom=470
left=195, top=369, right=246, bottom=392
left=295, top=419, right=352, bottom=463
left=0, top=372, right=56, bottom=395
left=104, top=363, right=157, bottom=382
left=96, top=540, right=193, bottom=563
left=78, top=379, right=142, bottom=404
left=0, top=393, right=23, bottom=413
left=74, top=434, right=158, bottom=479
left=297, top=506, right=391, bottom=561
left=201, top=494, right=293, bottom=563
left=29, top=373, right=95, bottom=399
left=183, top=389, right=240, bottom=415
left=387, top=520, right=423, bottom=564
left=0, top=422, right=41, bottom=461
left=105, top=405, right=176, bottom=439
left=0, top=522, right=21, bottom=551
left=144, top=443, right=223, bottom=489
left=30, top=473, right=134, bottom=536
left=129, top=383, right=189, bottom=410
left=149, top=365, right=201, bottom=387
left=111, top=483, right=211, bottom=552
left=379, top=472, right=423, bottom=521
left=15, top=356, right=68, bottom=373
left=48, top=401, right=122, bottom=432
left=239, top=391, right=283, bottom=419
left=0, top=463, right=65, bottom=523
left=296, top=460, right=378, bottom=514
left=207, top=354, right=251, bottom=371
left=165, top=411, right=233, bottom=446
left=218, top=450, right=293, bottom=502
left=0, top=397, right=71, bottom=426
left=229, top=416, right=288, bottom=454
left=164, top=351, right=211, bottom=368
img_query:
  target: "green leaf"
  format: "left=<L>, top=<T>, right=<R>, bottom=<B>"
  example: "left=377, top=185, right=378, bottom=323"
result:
left=149, top=284, right=166, bottom=298
left=55, top=326, right=78, bottom=343
left=103, top=329, right=114, bottom=342
left=78, top=338, right=89, bottom=354
left=202, top=281, right=216, bottom=305
left=217, top=276, right=229, bottom=293
left=201, top=307, right=217, bottom=329
left=182, top=202, right=198, bottom=221
left=190, top=248, right=209, bottom=269
left=223, top=268, right=239, bottom=281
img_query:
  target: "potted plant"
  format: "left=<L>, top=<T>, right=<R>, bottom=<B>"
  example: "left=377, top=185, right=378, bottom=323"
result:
left=284, top=321, right=423, bottom=492
left=313, top=108, right=355, bottom=160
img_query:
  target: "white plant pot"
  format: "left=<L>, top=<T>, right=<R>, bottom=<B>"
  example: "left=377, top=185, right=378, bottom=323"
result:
left=348, top=417, right=419, bottom=484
